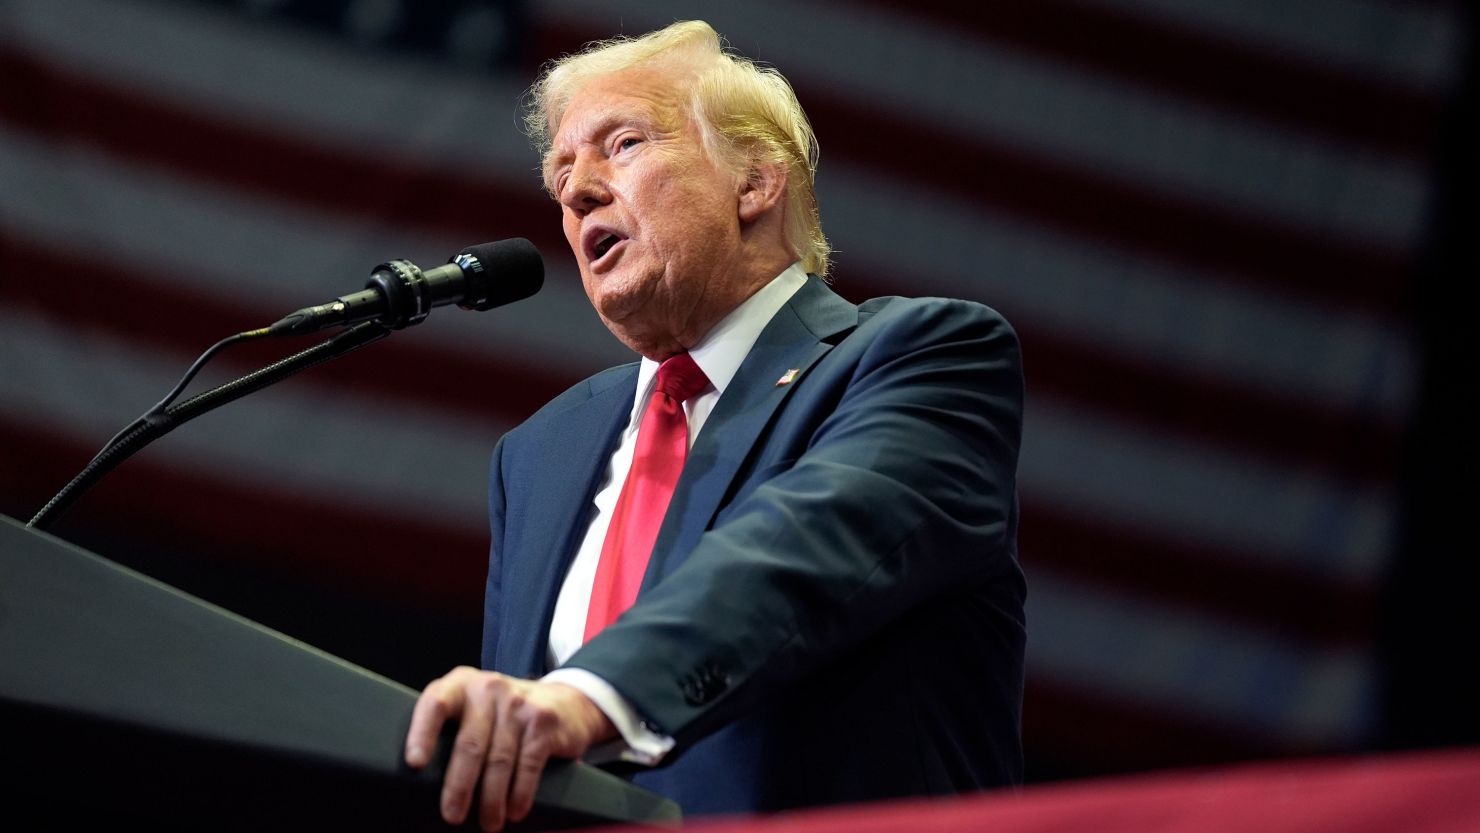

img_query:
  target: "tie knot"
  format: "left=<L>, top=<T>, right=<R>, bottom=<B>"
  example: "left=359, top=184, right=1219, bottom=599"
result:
left=655, top=353, right=708, bottom=403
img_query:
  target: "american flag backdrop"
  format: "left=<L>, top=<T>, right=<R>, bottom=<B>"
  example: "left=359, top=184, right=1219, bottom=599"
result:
left=1, top=0, right=1470, bottom=780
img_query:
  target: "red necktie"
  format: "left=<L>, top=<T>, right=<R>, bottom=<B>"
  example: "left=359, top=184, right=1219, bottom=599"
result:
left=584, top=352, right=709, bottom=641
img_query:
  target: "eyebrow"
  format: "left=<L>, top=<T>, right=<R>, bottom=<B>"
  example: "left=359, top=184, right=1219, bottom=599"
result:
left=543, top=108, right=662, bottom=192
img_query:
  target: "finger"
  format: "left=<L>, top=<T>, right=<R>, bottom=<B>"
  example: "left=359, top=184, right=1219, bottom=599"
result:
left=442, top=674, right=500, bottom=826
left=404, top=671, right=468, bottom=768
left=508, top=705, right=554, bottom=823
left=478, top=684, right=527, bottom=832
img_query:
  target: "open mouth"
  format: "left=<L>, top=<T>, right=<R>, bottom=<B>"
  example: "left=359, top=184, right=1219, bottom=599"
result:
left=583, top=226, right=629, bottom=268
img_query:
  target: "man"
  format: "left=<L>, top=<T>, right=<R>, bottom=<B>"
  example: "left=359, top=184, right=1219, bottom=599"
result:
left=405, top=20, right=1025, bottom=830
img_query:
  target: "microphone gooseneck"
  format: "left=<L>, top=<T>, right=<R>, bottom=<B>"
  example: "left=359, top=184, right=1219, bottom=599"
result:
left=31, top=239, right=544, bottom=530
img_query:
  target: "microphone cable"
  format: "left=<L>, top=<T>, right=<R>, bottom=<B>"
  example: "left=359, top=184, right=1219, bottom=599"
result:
left=29, top=323, right=387, bottom=532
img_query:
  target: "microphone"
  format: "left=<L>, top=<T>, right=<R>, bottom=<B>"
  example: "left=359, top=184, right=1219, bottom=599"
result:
left=269, top=238, right=544, bottom=336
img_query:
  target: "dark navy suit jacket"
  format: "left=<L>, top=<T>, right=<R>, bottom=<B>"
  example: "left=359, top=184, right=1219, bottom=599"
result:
left=480, top=276, right=1026, bottom=815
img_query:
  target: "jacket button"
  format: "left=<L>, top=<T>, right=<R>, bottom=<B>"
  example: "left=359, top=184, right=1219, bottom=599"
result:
left=681, top=678, right=705, bottom=706
left=680, top=664, right=731, bottom=705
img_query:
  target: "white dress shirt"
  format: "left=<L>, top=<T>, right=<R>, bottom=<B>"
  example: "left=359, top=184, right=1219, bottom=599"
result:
left=541, top=263, right=808, bottom=764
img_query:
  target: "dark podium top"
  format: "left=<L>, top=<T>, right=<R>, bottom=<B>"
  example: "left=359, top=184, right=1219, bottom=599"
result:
left=0, top=515, right=680, bottom=831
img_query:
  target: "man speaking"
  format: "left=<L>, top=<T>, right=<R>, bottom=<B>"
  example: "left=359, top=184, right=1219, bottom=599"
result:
left=404, top=20, right=1026, bottom=829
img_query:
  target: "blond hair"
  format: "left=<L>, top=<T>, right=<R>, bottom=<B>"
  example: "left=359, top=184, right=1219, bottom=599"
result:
left=526, top=20, right=830, bottom=277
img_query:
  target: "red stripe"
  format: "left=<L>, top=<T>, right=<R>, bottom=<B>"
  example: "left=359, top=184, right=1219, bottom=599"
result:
left=0, top=407, right=1385, bottom=650
left=0, top=436, right=1332, bottom=768
left=0, top=46, right=1411, bottom=482
left=4, top=229, right=1402, bottom=486
left=0, top=44, right=504, bottom=244
left=855, top=0, right=1441, bottom=160
left=1, top=40, right=1413, bottom=319
left=526, top=23, right=1416, bottom=317
left=1021, top=502, right=1376, bottom=645
left=0, top=230, right=575, bottom=428
left=0, top=347, right=1380, bottom=649
left=1010, top=330, right=1402, bottom=486
left=807, top=93, right=1412, bottom=315
left=0, top=416, right=488, bottom=611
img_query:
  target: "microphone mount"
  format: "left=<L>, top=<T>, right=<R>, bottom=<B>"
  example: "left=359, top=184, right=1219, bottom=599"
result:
left=269, top=239, right=542, bottom=337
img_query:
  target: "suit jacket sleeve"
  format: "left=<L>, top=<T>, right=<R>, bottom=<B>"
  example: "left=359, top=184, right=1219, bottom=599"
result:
left=562, top=296, right=1025, bottom=753
left=480, top=434, right=508, bottom=671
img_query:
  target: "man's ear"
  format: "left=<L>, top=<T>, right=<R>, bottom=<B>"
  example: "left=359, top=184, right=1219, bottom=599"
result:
left=738, top=160, right=788, bottom=224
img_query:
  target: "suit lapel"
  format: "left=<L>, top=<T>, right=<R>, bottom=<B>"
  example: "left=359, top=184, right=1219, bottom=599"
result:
left=502, top=367, right=635, bottom=678
left=641, top=277, right=858, bottom=589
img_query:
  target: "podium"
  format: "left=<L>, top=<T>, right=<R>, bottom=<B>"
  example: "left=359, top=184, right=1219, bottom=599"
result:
left=0, top=515, right=680, bottom=830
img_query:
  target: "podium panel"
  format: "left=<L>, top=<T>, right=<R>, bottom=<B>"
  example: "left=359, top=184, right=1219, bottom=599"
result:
left=0, top=515, right=679, bottom=830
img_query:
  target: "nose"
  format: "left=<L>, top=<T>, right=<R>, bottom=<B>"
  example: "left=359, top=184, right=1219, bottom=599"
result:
left=559, top=151, right=611, bottom=217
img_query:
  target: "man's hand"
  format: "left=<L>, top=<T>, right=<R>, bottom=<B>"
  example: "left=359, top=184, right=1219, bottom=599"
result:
left=404, top=667, right=618, bottom=831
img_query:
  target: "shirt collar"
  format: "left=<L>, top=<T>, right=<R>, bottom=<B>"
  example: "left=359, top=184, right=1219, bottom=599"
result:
left=628, top=262, right=808, bottom=423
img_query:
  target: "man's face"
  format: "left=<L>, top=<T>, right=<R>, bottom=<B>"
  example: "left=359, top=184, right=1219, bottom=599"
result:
left=547, top=66, right=748, bottom=358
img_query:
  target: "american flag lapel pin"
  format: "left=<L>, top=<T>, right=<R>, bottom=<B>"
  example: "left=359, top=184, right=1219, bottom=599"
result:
left=775, top=368, right=800, bottom=387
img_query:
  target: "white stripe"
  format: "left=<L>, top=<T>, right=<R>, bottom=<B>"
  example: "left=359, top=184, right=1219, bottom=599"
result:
left=0, top=311, right=501, bottom=528
left=3, top=0, right=1436, bottom=250
left=0, top=292, right=1397, bottom=588
left=0, top=1, right=1408, bottom=584
left=0, top=125, right=1417, bottom=425
left=1023, top=397, right=1396, bottom=583
left=0, top=130, right=634, bottom=376
left=0, top=132, right=1408, bottom=583
left=0, top=0, right=1426, bottom=417
left=821, top=166, right=1418, bottom=420
left=0, top=0, right=538, bottom=173
left=1026, top=567, right=1377, bottom=744
left=536, top=0, right=1432, bottom=249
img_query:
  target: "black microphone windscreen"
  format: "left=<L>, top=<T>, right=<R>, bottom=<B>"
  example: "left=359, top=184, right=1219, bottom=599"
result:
left=459, top=238, right=544, bottom=311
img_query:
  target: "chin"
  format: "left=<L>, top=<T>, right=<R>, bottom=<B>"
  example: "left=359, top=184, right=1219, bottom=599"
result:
left=592, top=289, right=641, bottom=326
left=588, top=271, right=656, bottom=322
